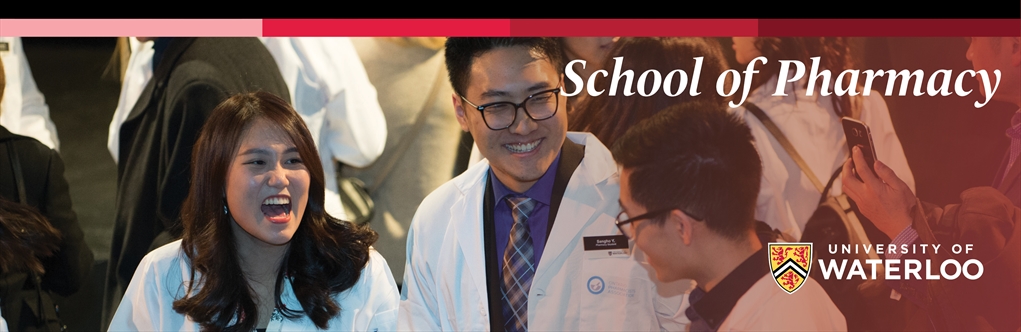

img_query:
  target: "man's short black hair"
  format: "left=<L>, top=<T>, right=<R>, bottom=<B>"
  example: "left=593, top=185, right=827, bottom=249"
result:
left=612, top=100, right=761, bottom=239
left=444, top=37, right=565, bottom=97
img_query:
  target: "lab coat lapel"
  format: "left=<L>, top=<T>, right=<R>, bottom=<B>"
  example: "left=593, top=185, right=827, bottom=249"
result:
left=452, top=162, right=491, bottom=302
left=534, top=133, right=617, bottom=282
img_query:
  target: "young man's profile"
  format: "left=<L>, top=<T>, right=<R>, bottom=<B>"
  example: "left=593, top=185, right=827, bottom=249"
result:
left=613, top=101, right=847, bottom=331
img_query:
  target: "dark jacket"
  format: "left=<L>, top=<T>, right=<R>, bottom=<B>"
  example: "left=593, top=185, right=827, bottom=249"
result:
left=893, top=187, right=1021, bottom=331
left=101, top=37, right=290, bottom=326
left=887, top=148, right=1021, bottom=331
left=0, top=125, right=94, bottom=330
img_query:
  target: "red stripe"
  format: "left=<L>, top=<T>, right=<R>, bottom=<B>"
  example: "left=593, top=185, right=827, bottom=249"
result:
left=508, top=19, right=758, bottom=36
left=2, top=18, right=1015, bottom=37
left=263, top=19, right=511, bottom=36
left=759, top=19, right=1020, bottom=36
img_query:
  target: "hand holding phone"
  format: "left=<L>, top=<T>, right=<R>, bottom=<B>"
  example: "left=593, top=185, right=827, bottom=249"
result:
left=841, top=117, right=878, bottom=181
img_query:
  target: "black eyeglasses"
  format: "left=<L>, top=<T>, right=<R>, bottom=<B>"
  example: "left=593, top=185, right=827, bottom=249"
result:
left=615, top=208, right=703, bottom=239
left=460, top=87, right=561, bottom=131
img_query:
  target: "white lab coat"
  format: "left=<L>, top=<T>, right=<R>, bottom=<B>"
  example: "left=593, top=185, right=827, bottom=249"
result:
left=260, top=37, right=388, bottom=220
left=0, top=303, right=7, bottom=332
left=717, top=275, right=846, bottom=331
left=399, top=132, right=688, bottom=331
left=106, top=37, right=154, bottom=162
left=737, top=76, right=916, bottom=240
left=0, top=37, right=59, bottom=150
left=108, top=240, right=399, bottom=331
left=107, top=37, right=387, bottom=220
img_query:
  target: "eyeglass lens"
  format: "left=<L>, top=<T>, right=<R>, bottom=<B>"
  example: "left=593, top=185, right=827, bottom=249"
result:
left=482, top=90, right=558, bottom=129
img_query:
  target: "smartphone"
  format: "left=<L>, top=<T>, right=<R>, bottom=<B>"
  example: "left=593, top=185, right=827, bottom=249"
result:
left=841, top=117, right=878, bottom=181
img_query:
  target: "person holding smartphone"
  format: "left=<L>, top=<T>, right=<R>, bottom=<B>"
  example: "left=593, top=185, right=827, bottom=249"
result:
left=730, top=37, right=916, bottom=242
left=842, top=36, right=1020, bottom=331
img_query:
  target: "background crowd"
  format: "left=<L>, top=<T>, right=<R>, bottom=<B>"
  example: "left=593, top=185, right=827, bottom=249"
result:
left=0, top=36, right=1016, bottom=331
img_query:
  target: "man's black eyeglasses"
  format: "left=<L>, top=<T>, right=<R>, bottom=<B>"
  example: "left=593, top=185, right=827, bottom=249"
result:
left=615, top=208, right=703, bottom=239
left=460, top=87, right=561, bottom=131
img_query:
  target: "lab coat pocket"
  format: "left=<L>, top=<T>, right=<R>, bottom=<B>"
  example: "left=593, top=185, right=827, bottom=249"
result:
left=578, top=256, right=656, bottom=331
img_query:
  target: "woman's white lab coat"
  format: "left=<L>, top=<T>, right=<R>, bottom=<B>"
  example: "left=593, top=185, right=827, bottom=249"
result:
left=108, top=240, right=399, bottom=331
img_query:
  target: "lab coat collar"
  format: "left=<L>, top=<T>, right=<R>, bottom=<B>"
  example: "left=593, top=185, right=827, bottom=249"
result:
left=448, top=132, right=617, bottom=298
left=689, top=247, right=769, bottom=330
left=449, top=132, right=614, bottom=194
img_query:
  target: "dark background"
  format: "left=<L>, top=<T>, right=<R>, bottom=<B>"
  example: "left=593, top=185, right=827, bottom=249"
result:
left=16, top=37, right=1015, bottom=330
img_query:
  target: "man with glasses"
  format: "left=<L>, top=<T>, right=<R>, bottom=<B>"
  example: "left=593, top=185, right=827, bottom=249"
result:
left=612, top=101, right=846, bottom=331
left=399, top=37, right=685, bottom=331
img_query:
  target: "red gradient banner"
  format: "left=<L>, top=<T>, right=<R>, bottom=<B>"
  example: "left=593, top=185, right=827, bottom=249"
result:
left=262, top=19, right=512, bottom=37
left=758, top=19, right=1021, bottom=36
left=2, top=19, right=1015, bottom=37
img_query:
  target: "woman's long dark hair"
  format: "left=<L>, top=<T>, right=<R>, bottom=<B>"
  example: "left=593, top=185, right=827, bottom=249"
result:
left=750, top=37, right=861, bottom=118
left=172, top=91, right=378, bottom=331
left=568, top=37, right=729, bottom=148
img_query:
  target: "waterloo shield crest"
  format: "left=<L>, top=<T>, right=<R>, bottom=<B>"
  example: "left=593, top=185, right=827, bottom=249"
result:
left=768, top=243, right=812, bottom=294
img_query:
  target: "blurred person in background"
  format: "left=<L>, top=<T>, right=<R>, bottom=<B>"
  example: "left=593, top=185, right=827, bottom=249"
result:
left=730, top=37, right=915, bottom=241
left=730, top=36, right=916, bottom=331
left=106, top=37, right=154, bottom=163
left=568, top=37, right=729, bottom=148
left=0, top=201, right=64, bottom=332
left=843, top=36, right=1020, bottom=332
left=0, top=53, right=93, bottom=332
left=259, top=37, right=388, bottom=220
left=559, top=37, right=618, bottom=109
left=348, top=37, right=461, bottom=282
left=0, top=37, right=59, bottom=151
left=107, top=37, right=387, bottom=220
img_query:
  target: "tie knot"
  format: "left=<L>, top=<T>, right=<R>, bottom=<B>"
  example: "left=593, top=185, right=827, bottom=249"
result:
left=505, top=196, right=537, bottom=221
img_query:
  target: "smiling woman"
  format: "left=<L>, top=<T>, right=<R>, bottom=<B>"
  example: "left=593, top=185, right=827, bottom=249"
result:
left=226, top=117, right=310, bottom=247
left=108, top=92, right=399, bottom=331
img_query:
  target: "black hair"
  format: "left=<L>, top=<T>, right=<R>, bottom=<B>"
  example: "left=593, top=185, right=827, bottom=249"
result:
left=611, top=100, right=761, bottom=239
left=444, top=37, right=564, bottom=97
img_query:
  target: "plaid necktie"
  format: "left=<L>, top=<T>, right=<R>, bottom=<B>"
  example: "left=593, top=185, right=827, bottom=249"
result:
left=502, top=196, right=537, bottom=332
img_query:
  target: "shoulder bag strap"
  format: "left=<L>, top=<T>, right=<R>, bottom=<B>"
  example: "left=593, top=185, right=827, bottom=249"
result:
left=5, top=139, right=59, bottom=329
left=745, top=102, right=826, bottom=194
left=368, top=61, right=448, bottom=192
left=6, top=140, right=27, bottom=204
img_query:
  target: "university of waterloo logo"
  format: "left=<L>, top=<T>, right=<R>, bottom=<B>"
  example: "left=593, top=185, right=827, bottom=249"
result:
left=768, top=243, right=812, bottom=294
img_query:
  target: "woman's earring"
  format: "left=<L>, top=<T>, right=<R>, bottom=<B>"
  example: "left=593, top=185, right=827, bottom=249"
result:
left=224, top=204, right=229, bottom=215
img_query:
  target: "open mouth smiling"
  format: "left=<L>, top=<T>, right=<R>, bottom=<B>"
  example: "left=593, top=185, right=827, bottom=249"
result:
left=505, top=138, right=543, bottom=154
left=261, top=196, right=292, bottom=223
